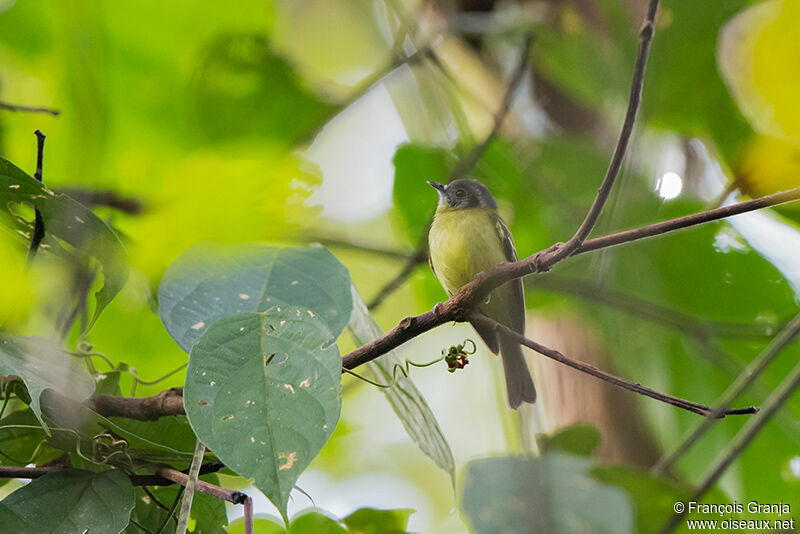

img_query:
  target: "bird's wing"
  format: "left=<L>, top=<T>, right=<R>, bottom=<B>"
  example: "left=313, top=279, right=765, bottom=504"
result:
left=492, top=212, right=526, bottom=333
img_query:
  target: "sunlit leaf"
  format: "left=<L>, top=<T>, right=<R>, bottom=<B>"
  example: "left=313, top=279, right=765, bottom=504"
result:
left=227, top=515, right=285, bottom=534
left=0, top=156, right=128, bottom=327
left=349, top=285, right=456, bottom=485
left=0, top=334, right=95, bottom=429
left=291, top=510, right=348, bottom=534
left=159, top=244, right=353, bottom=352
left=644, top=0, right=752, bottom=161
left=343, top=507, right=415, bottom=534
left=184, top=307, right=342, bottom=519
left=718, top=0, right=800, bottom=143
left=461, top=453, right=634, bottom=534
left=0, top=469, right=135, bottom=534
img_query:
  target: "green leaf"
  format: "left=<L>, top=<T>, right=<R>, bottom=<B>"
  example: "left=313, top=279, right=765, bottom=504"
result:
left=227, top=515, right=286, bottom=534
left=461, top=453, right=634, bottom=534
left=348, top=285, right=456, bottom=485
left=0, top=468, right=135, bottom=533
left=191, top=33, right=333, bottom=145
left=125, top=474, right=228, bottom=534
left=159, top=244, right=353, bottom=353
left=537, top=423, right=601, bottom=457
left=392, top=144, right=451, bottom=241
left=0, top=409, right=49, bottom=467
left=291, top=510, right=348, bottom=534
left=183, top=306, right=342, bottom=519
left=0, top=334, right=95, bottom=429
left=343, top=508, right=415, bottom=534
left=592, top=465, right=692, bottom=534
left=0, top=156, right=128, bottom=328
left=643, top=0, right=752, bottom=162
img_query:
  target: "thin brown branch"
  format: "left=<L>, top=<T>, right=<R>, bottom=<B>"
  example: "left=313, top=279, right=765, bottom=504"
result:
left=0, top=101, right=60, bottom=116
left=85, top=387, right=185, bottom=420
left=304, top=235, right=416, bottom=261
left=58, top=188, right=144, bottom=215
left=577, top=186, right=800, bottom=255
left=470, top=313, right=756, bottom=417
left=342, top=188, right=800, bottom=370
left=26, top=130, right=46, bottom=265
left=145, top=465, right=248, bottom=505
left=562, top=0, right=660, bottom=254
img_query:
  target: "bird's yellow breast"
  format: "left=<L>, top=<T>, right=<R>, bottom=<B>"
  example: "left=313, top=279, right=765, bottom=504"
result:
left=428, top=207, right=507, bottom=296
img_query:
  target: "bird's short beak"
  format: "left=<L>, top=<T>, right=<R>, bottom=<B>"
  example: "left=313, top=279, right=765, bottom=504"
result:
left=427, top=180, right=446, bottom=193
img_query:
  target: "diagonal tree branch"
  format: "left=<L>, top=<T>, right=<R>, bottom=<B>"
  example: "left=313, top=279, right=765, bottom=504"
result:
left=469, top=313, right=755, bottom=417
left=0, top=101, right=60, bottom=116
left=561, top=0, right=660, bottom=256
left=341, top=186, right=800, bottom=370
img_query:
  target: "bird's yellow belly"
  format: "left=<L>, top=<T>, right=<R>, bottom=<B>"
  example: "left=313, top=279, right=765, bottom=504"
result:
left=428, top=208, right=507, bottom=296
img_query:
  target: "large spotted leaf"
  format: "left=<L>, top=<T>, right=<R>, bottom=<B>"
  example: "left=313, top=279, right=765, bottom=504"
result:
left=159, top=244, right=352, bottom=352
left=183, top=306, right=341, bottom=520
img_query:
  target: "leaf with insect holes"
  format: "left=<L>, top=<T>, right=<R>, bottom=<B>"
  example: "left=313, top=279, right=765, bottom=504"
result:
left=0, top=334, right=95, bottom=430
left=0, top=156, right=128, bottom=328
left=183, top=306, right=342, bottom=520
left=0, top=469, right=134, bottom=533
left=159, top=244, right=353, bottom=353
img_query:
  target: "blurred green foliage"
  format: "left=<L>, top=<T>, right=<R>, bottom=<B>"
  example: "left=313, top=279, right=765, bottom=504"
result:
left=1, top=0, right=799, bottom=532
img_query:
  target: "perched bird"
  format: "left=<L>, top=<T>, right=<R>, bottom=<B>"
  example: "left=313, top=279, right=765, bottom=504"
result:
left=427, top=178, right=537, bottom=409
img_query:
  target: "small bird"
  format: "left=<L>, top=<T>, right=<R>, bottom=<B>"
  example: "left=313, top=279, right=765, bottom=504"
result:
left=427, top=178, right=537, bottom=409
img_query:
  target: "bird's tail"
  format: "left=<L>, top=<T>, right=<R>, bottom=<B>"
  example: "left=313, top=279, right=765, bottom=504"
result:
left=499, top=334, right=537, bottom=409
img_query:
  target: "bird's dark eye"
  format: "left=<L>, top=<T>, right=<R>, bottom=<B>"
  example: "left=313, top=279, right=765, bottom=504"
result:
left=455, top=189, right=466, bottom=198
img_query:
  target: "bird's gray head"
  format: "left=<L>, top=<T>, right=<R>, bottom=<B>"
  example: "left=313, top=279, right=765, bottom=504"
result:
left=427, top=178, right=497, bottom=211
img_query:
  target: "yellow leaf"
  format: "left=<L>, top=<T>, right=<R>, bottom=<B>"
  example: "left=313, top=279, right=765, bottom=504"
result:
left=718, top=0, right=800, bottom=142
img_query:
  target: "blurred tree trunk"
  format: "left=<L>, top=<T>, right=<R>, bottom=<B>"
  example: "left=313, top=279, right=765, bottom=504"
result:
left=527, top=314, right=661, bottom=467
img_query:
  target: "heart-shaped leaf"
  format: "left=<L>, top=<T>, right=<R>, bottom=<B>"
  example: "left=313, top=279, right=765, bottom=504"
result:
left=159, top=244, right=353, bottom=352
left=0, top=156, right=128, bottom=328
left=0, top=469, right=134, bottom=533
left=184, top=306, right=342, bottom=519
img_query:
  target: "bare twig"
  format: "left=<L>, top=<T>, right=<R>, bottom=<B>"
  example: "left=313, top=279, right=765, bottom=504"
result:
left=25, top=130, right=46, bottom=266
left=561, top=0, right=660, bottom=255
left=58, top=188, right=144, bottom=215
left=658, top=357, right=800, bottom=534
left=0, top=101, right=60, bottom=116
left=144, top=465, right=248, bottom=505
left=470, top=313, right=756, bottom=417
left=652, top=312, right=800, bottom=475
left=576, top=186, right=800, bottom=255
left=304, top=235, right=415, bottom=261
